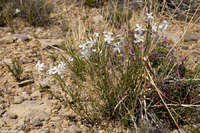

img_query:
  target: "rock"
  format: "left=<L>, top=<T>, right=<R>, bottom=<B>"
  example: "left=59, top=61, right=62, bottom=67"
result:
left=181, top=45, right=190, bottom=50
left=0, top=36, right=15, bottom=44
left=47, top=94, right=53, bottom=100
left=0, top=119, right=5, bottom=127
left=18, top=125, right=26, bottom=131
left=30, top=90, right=41, bottom=100
left=32, top=117, right=43, bottom=127
left=184, top=34, right=200, bottom=42
left=13, top=96, right=24, bottom=104
left=40, top=128, right=50, bottom=133
left=65, top=125, right=82, bottom=133
left=24, top=110, right=49, bottom=127
left=13, top=33, right=30, bottom=41
left=53, top=104, right=61, bottom=111
left=18, top=131, right=25, bottom=133
left=7, top=100, right=52, bottom=119
left=0, top=108, right=6, bottom=116
left=7, top=112, right=18, bottom=119
left=159, top=31, right=181, bottom=44
left=21, top=92, right=30, bottom=100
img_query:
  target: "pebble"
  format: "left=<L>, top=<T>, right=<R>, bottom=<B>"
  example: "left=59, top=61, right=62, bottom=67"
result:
left=0, top=119, right=5, bottom=127
left=65, top=125, right=82, bottom=133
left=39, top=128, right=50, bottom=133
left=13, top=33, right=30, bottom=41
left=184, top=34, right=200, bottom=42
left=13, top=96, right=24, bottom=104
left=0, top=36, right=15, bottom=44
left=18, top=131, right=25, bottom=133
left=32, top=118, right=43, bottom=127
left=30, top=90, right=41, bottom=100
left=7, top=112, right=18, bottom=119
left=0, top=109, right=6, bottom=116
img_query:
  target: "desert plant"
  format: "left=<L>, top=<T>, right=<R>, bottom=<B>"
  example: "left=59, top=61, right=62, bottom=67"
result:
left=36, top=10, right=200, bottom=132
left=0, top=0, right=15, bottom=28
left=12, top=0, right=54, bottom=26
left=5, top=58, right=23, bottom=82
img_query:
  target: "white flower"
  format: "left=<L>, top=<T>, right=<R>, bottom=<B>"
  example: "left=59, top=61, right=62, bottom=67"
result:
left=35, top=61, right=45, bottom=73
left=15, top=8, right=20, bottom=14
left=94, top=32, right=99, bottom=38
left=103, top=32, right=114, bottom=44
left=135, top=24, right=145, bottom=32
left=134, top=34, right=144, bottom=43
left=57, top=61, right=66, bottom=71
left=80, top=48, right=91, bottom=59
left=79, top=43, right=88, bottom=50
left=113, top=42, right=122, bottom=53
left=48, top=66, right=57, bottom=75
left=159, top=20, right=168, bottom=31
left=79, top=38, right=96, bottom=50
left=68, top=57, right=74, bottom=62
left=104, top=35, right=114, bottom=43
left=92, top=49, right=97, bottom=52
left=152, top=23, right=157, bottom=32
left=48, top=62, right=66, bottom=75
left=146, top=12, right=153, bottom=20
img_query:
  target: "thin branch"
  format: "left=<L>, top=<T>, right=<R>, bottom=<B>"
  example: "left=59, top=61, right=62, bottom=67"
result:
left=152, top=104, right=200, bottom=108
left=145, top=64, right=182, bottom=133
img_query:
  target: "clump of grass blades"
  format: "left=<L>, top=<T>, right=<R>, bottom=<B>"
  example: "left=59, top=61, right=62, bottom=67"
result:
left=5, top=58, right=23, bottom=82
left=45, top=14, right=200, bottom=132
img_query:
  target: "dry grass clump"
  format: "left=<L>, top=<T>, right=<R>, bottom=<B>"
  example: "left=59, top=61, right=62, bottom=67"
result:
left=0, top=0, right=54, bottom=27
left=0, top=0, right=15, bottom=27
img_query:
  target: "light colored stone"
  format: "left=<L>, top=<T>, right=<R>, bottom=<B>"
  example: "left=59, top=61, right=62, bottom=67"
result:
left=30, top=90, right=41, bottom=100
left=0, top=36, right=15, bottom=44
left=184, top=34, right=200, bottom=42
left=18, top=131, right=25, bottom=133
left=13, top=33, right=30, bottom=41
left=13, top=96, right=24, bottom=104
left=0, top=119, right=5, bottom=127
left=65, top=125, right=82, bottom=133
left=7, top=112, right=18, bottom=119
left=32, top=117, right=43, bottom=127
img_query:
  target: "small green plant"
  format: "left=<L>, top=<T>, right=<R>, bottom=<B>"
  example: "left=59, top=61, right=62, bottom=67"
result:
left=5, top=58, right=23, bottom=82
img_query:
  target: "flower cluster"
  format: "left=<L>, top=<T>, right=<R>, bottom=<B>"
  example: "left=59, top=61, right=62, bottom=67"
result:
left=146, top=12, right=168, bottom=32
left=79, top=32, right=124, bottom=59
left=35, top=61, right=66, bottom=76
left=133, top=12, right=169, bottom=44
left=134, top=24, right=145, bottom=44
left=48, top=61, right=66, bottom=75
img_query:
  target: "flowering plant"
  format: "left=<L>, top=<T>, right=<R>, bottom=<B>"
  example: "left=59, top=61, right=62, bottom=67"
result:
left=34, top=11, right=200, bottom=131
